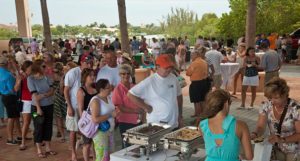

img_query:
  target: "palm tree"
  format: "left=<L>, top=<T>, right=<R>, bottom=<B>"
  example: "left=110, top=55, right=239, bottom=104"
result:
left=245, top=0, right=257, bottom=48
left=117, top=0, right=131, bottom=55
left=40, top=0, right=52, bottom=52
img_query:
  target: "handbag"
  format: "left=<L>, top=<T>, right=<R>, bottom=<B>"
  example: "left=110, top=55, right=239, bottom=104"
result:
left=253, top=140, right=273, bottom=161
left=78, top=105, right=99, bottom=138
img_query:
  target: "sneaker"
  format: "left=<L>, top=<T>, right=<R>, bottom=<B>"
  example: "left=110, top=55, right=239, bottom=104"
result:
left=237, top=106, right=245, bottom=110
left=6, top=140, right=19, bottom=145
left=247, top=106, right=254, bottom=110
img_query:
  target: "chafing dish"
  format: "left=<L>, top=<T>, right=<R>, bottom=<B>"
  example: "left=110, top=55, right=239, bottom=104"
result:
left=163, top=126, right=203, bottom=161
left=123, top=123, right=172, bottom=160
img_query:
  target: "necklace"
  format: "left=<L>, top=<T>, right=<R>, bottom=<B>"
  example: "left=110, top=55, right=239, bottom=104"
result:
left=274, top=105, right=284, bottom=115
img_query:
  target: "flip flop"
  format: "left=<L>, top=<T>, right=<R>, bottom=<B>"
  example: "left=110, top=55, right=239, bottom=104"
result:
left=60, top=138, right=66, bottom=143
left=37, top=153, right=46, bottom=158
left=19, top=145, right=27, bottom=151
left=45, top=151, right=57, bottom=156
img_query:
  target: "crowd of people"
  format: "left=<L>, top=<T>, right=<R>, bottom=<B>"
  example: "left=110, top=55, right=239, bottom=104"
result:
left=0, top=33, right=299, bottom=161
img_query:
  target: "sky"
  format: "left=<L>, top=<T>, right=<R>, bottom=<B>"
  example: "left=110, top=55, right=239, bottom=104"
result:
left=0, top=0, right=231, bottom=26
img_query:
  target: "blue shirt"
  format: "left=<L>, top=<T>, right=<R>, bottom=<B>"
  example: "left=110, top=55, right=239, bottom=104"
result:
left=131, top=40, right=140, bottom=51
left=200, top=115, right=240, bottom=161
left=0, top=67, right=16, bottom=95
left=27, top=75, right=53, bottom=106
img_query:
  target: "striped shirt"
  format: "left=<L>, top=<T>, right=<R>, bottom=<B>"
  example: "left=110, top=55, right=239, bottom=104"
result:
left=205, top=50, right=224, bottom=75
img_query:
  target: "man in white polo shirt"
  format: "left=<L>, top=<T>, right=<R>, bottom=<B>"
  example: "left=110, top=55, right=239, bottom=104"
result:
left=64, top=55, right=93, bottom=161
left=205, top=42, right=224, bottom=89
left=128, top=54, right=183, bottom=128
left=96, top=50, right=120, bottom=87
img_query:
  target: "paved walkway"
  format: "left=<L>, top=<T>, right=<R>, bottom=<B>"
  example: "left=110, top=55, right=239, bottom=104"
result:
left=0, top=64, right=299, bottom=161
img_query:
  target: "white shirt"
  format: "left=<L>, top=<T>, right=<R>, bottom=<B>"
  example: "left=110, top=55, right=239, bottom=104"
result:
left=96, top=65, right=120, bottom=87
left=196, top=38, right=204, bottom=46
left=90, top=95, right=115, bottom=131
left=205, top=49, right=224, bottom=75
left=15, top=51, right=27, bottom=65
left=64, top=67, right=81, bottom=109
left=129, top=73, right=182, bottom=128
left=151, top=42, right=161, bottom=57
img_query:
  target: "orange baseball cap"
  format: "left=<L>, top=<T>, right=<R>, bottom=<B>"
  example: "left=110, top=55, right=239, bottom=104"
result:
left=155, top=54, right=174, bottom=68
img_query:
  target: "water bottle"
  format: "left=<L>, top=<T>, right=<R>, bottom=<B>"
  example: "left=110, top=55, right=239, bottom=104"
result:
left=32, top=112, right=38, bottom=118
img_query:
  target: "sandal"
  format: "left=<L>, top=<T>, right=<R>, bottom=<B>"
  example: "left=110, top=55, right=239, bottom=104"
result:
left=37, top=153, right=46, bottom=158
left=45, top=151, right=57, bottom=156
left=19, top=145, right=27, bottom=151
left=60, top=138, right=66, bottom=143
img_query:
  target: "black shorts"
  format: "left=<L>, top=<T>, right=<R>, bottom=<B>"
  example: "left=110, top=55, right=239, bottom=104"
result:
left=189, top=79, right=210, bottom=103
left=82, top=135, right=93, bottom=144
left=2, top=95, right=20, bottom=118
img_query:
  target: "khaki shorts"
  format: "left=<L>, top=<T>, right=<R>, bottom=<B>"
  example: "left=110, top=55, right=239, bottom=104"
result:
left=65, top=109, right=79, bottom=132
left=212, top=74, right=222, bottom=89
left=273, top=148, right=299, bottom=161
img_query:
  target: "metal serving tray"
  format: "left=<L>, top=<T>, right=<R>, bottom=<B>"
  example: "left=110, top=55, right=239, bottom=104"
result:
left=164, top=126, right=201, bottom=142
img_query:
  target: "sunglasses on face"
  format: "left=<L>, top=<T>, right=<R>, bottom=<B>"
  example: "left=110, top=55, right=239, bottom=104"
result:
left=120, top=72, right=130, bottom=75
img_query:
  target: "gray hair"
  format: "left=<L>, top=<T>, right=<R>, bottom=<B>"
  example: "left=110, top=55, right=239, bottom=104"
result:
left=119, top=64, right=132, bottom=75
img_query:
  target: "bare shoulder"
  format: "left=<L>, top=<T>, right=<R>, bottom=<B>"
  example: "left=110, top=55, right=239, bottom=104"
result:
left=236, top=120, right=249, bottom=137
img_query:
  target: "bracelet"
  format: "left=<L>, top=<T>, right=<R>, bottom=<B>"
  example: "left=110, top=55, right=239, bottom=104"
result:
left=251, top=132, right=258, bottom=137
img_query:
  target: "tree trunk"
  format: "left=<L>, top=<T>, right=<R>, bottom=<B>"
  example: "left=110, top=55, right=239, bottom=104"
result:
left=117, top=0, right=131, bottom=55
left=40, top=0, right=52, bottom=52
left=245, top=0, right=257, bottom=48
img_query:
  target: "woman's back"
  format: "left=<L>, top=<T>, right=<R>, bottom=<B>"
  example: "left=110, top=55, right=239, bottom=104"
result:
left=200, top=115, right=240, bottom=161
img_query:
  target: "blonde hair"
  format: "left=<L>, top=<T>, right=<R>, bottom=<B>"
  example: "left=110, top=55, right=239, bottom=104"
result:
left=264, top=77, right=289, bottom=98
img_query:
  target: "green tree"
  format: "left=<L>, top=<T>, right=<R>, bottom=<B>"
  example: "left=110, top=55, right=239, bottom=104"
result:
left=31, top=24, right=43, bottom=38
left=195, top=13, right=220, bottom=38
left=0, top=28, right=18, bottom=40
left=161, top=8, right=198, bottom=37
left=218, top=0, right=300, bottom=40
left=99, top=23, right=107, bottom=28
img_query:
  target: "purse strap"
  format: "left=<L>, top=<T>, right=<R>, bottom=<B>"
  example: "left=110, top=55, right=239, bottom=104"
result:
left=274, top=98, right=290, bottom=148
left=87, top=96, right=101, bottom=113
left=276, top=98, right=290, bottom=135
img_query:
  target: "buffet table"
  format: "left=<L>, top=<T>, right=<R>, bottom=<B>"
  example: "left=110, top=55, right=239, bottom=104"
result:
left=110, top=145, right=206, bottom=161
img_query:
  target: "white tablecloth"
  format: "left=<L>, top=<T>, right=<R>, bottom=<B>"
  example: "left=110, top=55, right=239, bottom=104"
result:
left=110, top=145, right=206, bottom=161
left=256, top=52, right=265, bottom=59
left=221, top=63, right=240, bottom=88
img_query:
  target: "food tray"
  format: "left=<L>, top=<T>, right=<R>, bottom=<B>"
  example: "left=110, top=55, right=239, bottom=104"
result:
left=164, top=126, right=201, bottom=142
left=126, top=123, right=172, bottom=137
